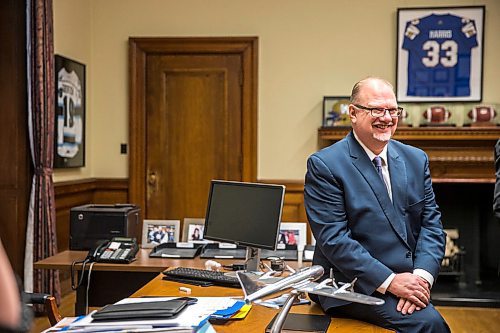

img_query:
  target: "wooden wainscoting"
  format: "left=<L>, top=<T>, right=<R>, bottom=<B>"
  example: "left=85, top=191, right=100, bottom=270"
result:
left=53, top=178, right=306, bottom=292
left=55, top=178, right=307, bottom=252
left=54, top=178, right=128, bottom=294
left=54, top=178, right=129, bottom=253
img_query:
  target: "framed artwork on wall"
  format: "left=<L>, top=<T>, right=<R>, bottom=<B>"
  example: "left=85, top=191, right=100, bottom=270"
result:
left=396, top=6, right=485, bottom=102
left=322, top=96, right=351, bottom=127
left=54, top=55, right=86, bottom=168
left=141, top=219, right=180, bottom=248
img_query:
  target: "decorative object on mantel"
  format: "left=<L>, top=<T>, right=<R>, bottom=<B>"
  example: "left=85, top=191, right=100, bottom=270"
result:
left=466, top=104, right=498, bottom=127
left=397, top=103, right=413, bottom=127
left=396, top=6, right=485, bottom=103
left=322, top=96, right=351, bottom=127
left=420, top=105, right=455, bottom=127
left=54, top=55, right=86, bottom=168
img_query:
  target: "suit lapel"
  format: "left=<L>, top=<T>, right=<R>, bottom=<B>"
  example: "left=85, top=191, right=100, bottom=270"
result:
left=387, top=144, right=410, bottom=246
left=347, top=133, right=410, bottom=248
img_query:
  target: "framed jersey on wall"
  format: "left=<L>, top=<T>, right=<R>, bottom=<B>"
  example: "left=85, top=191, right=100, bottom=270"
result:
left=54, top=55, right=86, bottom=168
left=396, top=6, right=485, bottom=103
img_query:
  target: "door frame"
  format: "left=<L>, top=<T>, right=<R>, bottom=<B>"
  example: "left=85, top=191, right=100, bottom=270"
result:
left=128, top=37, right=258, bottom=215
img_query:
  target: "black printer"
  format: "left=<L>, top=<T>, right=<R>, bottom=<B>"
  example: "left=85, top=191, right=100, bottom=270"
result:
left=70, top=204, right=141, bottom=250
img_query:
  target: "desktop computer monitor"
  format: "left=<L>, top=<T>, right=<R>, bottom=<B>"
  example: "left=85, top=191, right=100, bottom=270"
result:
left=203, top=180, right=285, bottom=271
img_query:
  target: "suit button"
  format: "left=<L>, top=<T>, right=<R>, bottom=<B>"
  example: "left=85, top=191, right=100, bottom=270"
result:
left=406, top=252, right=412, bottom=258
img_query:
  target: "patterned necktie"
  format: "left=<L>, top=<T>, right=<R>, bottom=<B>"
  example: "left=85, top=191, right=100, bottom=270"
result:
left=373, top=156, right=384, bottom=182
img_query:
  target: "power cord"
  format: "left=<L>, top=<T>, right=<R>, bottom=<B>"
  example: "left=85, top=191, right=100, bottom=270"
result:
left=70, top=258, right=96, bottom=315
left=86, top=262, right=96, bottom=315
left=71, top=259, right=90, bottom=290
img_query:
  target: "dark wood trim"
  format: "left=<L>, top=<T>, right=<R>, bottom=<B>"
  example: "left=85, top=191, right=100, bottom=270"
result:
left=318, top=127, right=498, bottom=182
left=0, top=0, right=29, bottom=277
left=54, top=178, right=128, bottom=249
left=128, top=37, right=258, bottom=215
left=54, top=178, right=128, bottom=195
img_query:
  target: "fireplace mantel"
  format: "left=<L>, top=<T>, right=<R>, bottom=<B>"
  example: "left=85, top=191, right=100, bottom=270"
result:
left=318, top=126, right=499, bottom=183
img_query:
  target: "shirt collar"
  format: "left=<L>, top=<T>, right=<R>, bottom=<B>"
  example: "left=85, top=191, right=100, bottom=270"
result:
left=352, top=130, right=388, bottom=165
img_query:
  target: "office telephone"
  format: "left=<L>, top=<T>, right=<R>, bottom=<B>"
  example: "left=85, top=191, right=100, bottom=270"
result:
left=86, top=237, right=139, bottom=263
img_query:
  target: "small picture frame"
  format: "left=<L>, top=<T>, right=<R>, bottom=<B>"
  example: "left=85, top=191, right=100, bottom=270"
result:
left=54, top=55, right=86, bottom=168
left=396, top=6, right=485, bottom=102
left=141, top=219, right=180, bottom=248
left=182, top=218, right=206, bottom=242
left=277, top=222, right=307, bottom=249
left=322, top=96, right=351, bottom=127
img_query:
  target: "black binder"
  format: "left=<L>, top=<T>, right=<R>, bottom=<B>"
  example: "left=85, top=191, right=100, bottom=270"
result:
left=265, top=313, right=330, bottom=333
left=91, top=299, right=188, bottom=321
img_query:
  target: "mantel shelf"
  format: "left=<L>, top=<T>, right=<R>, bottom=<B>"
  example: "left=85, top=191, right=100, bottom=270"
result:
left=318, top=126, right=499, bottom=183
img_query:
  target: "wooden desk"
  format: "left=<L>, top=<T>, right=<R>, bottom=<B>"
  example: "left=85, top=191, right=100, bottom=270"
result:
left=35, top=249, right=237, bottom=315
left=35, top=250, right=164, bottom=314
left=34, top=250, right=272, bottom=315
left=131, top=274, right=391, bottom=332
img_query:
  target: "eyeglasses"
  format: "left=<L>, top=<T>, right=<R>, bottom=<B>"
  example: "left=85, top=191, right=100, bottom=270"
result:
left=354, top=104, right=403, bottom=118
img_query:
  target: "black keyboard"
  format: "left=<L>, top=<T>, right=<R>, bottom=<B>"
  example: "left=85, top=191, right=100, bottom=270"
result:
left=163, top=267, right=241, bottom=288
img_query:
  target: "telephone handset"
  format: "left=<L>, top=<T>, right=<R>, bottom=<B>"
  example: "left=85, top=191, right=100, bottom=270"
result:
left=86, top=237, right=139, bottom=263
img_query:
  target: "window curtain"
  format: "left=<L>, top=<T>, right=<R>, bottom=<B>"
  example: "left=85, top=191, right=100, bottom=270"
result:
left=24, top=0, right=61, bottom=304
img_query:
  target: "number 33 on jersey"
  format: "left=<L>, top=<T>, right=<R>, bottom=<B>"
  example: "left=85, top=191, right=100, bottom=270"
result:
left=403, top=14, right=478, bottom=97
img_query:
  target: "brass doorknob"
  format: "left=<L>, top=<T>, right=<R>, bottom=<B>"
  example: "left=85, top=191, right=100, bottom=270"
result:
left=147, top=172, right=157, bottom=186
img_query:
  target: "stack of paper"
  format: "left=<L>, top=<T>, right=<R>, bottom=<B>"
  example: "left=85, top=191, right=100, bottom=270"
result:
left=43, top=297, right=240, bottom=332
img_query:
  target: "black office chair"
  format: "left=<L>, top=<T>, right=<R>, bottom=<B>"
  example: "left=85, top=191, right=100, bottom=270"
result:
left=24, top=292, right=62, bottom=326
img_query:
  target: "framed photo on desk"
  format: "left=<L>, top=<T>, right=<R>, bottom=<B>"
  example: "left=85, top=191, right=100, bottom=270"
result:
left=141, top=219, right=180, bottom=248
left=278, top=222, right=307, bottom=248
left=182, top=218, right=206, bottom=242
left=396, top=6, right=485, bottom=102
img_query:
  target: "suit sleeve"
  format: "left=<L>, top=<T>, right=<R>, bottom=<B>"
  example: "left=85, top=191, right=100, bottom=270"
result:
left=413, top=154, right=446, bottom=281
left=304, top=155, right=393, bottom=295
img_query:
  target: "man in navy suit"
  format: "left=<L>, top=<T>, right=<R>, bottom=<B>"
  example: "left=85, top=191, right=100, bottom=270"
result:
left=305, top=77, right=449, bottom=332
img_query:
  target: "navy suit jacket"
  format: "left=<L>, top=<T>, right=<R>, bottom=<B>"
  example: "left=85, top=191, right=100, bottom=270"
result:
left=304, top=131, right=446, bottom=311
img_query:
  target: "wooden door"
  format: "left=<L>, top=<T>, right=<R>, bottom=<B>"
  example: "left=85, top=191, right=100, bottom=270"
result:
left=129, top=37, right=258, bottom=236
left=146, top=54, right=242, bottom=219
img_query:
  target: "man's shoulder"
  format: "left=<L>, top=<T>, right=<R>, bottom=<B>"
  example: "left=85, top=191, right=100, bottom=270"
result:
left=311, top=137, right=349, bottom=160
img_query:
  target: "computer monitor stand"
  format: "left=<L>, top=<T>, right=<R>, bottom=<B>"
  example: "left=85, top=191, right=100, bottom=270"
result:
left=245, top=246, right=261, bottom=272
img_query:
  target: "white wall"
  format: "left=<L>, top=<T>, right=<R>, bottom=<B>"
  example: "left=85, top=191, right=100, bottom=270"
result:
left=54, top=0, right=500, bottom=181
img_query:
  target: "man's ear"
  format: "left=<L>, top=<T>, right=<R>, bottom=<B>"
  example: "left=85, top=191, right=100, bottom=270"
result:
left=349, top=104, right=357, bottom=123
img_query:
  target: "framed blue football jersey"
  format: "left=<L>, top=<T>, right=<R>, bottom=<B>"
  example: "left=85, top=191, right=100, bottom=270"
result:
left=397, top=7, right=484, bottom=102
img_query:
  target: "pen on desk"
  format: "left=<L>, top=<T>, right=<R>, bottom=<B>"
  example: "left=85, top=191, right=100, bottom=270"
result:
left=161, top=254, right=181, bottom=258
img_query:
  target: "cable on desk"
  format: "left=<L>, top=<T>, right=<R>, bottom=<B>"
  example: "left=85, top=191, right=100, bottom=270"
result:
left=71, top=258, right=90, bottom=290
left=86, top=261, right=96, bottom=315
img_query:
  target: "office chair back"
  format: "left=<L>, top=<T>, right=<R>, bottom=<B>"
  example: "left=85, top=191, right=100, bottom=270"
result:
left=25, top=293, right=62, bottom=326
